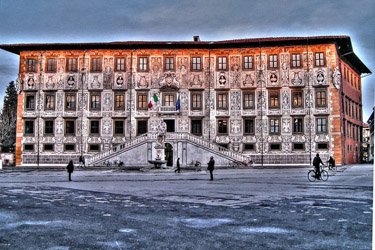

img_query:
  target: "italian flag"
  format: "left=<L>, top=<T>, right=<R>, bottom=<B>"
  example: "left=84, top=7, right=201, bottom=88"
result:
left=148, top=93, right=159, bottom=109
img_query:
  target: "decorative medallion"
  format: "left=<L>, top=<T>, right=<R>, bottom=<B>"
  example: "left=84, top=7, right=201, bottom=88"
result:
left=67, top=75, right=76, bottom=88
left=332, top=66, right=341, bottom=89
left=218, top=72, right=226, bottom=85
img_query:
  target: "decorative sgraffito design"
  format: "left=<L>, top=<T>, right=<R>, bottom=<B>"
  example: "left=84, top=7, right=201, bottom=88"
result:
left=45, top=74, right=55, bottom=89
left=177, top=57, right=189, bottom=86
left=315, top=134, right=329, bottom=142
left=56, top=92, right=64, bottom=112
left=66, top=74, right=77, bottom=89
left=242, top=73, right=256, bottom=88
left=291, top=134, right=306, bottom=143
left=149, top=120, right=160, bottom=132
left=190, top=74, right=203, bottom=88
left=282, top=135, right=291, bottom=153
left=230, top=56, right=241, bottom=88
left=230, top=119, right=241, bottom=134
left=177, top=117, right=189, bottom=132
left=180, top=91, right=189, bottom=112
left=90, top=74, right=101, bottom=89
left=151, top=57, right=162, bottom=87
left=204, top=56, right=215, bottom=88
left=256, top=118, right=267, bottom=135
left=256, top=90, right=266, bottom=111
left=282, top=118, right=291, bottom=133
left=230, top=91, right=241, bottom=111
left=280, top=53, right=289, bottom=86
left=136, top=74, right=150, bottom=89
left=159, top=72, right=179, bottom=88
left=303, top=52, right=313, bottom=69
left=25, top=74, right=36, bottom=90
left=282, top=89, right=290, bottom=110
left=103, top=66, right=114, bottom=89
left=290, top=71, right=303, bottom=86
left=114, top=73, right=126, bottom=89
left=205, top=91, right=215, bottom=111
left=103, top=93, right=112, bottom=111
left=102, top=119, right=112, bottom=135
left=304, top=90, right=313, bottom=109
left=332, top=66, right=341, bottom=89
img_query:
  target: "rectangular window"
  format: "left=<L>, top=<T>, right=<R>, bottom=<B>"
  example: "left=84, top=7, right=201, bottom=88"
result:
left=89, top=144, right=100, bottom=152
left=90, top=93, right=101, bottom=111
left=191, top=57, right=202, bottom=71
left=114, top=92, right=125, bottom=110
left=115, top=57, right=126, bottom=72
left=191, top=120, right=202, bottom=135
left=269, top=118, right=280, bottom=134
left=27, top=58, right=37, bottom=72
left=163, top=94, right=175, bottom=107
left=268, top=54, right=278, bottom=68
left=114, top=120, right=124, bottom=135
left=64, top=144, right=75, bottom=151
left=293, top=143, right=304, bottom=150
left=46, top=58, right=56, bottom=73
left=44, top=144, right=54, bottom=151
left=316, top=89, right=327, bottom=107
left=317, top=143, right=328, bottom=150
left=191, top=92, right=202, bottom=110
left=137, top=93, right=148, bottom=110
left=244, top=143, right=255, bottom=150
left=243, top=92, right=255, bottom=109
left=270, top=143, right=281, bottom=150
left=243, top=56, right=253, bottom=70
left=244, top=118, right=255, bottom=135
left=269, top=91, right=280, bottom=109
left=315, top=52, right=325, bottom=67
left=137, top=120, right=148, bottom=135
left=293, top=117, right=304, bottom=133
left=24, top=144, right=34, bottom=151
left=90, top=120, right=100, bottom=135
left=44, top=120, right=54, bottom=135
left=91, top=58, right=102, bottom=72
left=25, top=94, right=35, bottom=110
left=217, top=93, right=228, bottom=110
left=164, top=57, right=175, bottom=71
left=316, top=117, right=328, bottom=133
left=218, top=119, right=228, bottom=134
left=138, top=57, right=149, bottom=72
left=292, top=90, right=303, bottom=108
left=65, top=120, right=75, bottom=136
left=291, top=54, right=301, bottom=68
left=45, top=93, right=55, bottom=110
left=24, top=120, right=34, bottom=135
left=67, top=58, right=78, bottom=72
left=217, top=56, right=227, bottom=70
left=65, top=93, right=76, bottom=111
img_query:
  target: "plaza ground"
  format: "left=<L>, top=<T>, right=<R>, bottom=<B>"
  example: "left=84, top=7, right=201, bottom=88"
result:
left=0, top=164, right=372, bottom=249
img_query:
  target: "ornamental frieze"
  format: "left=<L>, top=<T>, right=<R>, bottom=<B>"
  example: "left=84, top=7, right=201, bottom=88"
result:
left=291, top=135, right=306, bottom=142
left=315, top=134, right=329, bottom=142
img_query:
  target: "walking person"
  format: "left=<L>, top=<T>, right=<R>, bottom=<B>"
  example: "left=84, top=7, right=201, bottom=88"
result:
left=79, top=155, right=86, bottom=168
left=207, top=156, right=215, bottom=181
left=174, top=158, right=181, bottom=173
left=66, top=159, right=74, bottom=181
left=313, top=153, right=324, bottom=179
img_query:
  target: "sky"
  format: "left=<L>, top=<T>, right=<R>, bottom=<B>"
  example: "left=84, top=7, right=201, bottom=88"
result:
left=0, top=0, right=374, bottom=120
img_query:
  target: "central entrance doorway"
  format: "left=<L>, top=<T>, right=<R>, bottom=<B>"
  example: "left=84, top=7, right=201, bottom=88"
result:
left=165, top=143, right=173, bottom=167
left=164, top=119, right=175, bottom=132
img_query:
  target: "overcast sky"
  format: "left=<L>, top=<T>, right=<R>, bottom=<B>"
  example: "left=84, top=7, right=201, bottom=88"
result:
left=0, top=0, right=374, bottom=120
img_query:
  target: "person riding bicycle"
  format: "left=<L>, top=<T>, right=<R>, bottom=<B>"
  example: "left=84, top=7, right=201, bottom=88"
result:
left=327, top=156, right=335, bottom=170
left=313, top=153, right=324, bottom=179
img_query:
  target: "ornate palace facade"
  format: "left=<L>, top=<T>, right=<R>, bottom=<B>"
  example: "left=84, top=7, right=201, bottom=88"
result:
left=0, top=36, right=370, bottom=167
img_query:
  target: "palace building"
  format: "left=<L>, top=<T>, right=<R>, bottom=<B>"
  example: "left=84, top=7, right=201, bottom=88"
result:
left=0, top=36, right=370, bottom=167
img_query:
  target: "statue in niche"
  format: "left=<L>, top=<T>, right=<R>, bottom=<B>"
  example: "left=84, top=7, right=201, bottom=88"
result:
left=243, top=74, right=255, bottom=86
left=103, top=66, right=113, bottom=89
left=116, top=75, right=124, bottom=86
left=91, top=75, right=100, bottom=88
left=27, top=77, right=35, bottom=88
left=67, top=75, right=75, bottom=87
left=218, top=73, right=226, bottom=85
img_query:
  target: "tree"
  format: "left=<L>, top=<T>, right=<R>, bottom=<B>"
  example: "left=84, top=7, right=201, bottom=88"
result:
left=0, top=81, right=18, bottom=152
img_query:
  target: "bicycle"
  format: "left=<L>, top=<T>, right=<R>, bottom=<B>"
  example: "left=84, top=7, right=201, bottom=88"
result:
left=307, top=165, right=329, bottom=182
left=188, top=160, right=202, bottom=171
left=326, top=162, right=337, bottom=171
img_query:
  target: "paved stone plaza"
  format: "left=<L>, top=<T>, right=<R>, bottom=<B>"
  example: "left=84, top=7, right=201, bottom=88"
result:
left=0, top=164, right=372, bottom=249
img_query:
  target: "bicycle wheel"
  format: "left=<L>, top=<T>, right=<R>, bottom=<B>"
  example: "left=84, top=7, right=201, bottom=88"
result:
left=320, top=170, right=329, bottom=181
left=308, top=170, right=316, bottom=182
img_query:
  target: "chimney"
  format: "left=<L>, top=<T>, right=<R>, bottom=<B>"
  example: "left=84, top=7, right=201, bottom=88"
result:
left=193, top=36, right=201, bottom=42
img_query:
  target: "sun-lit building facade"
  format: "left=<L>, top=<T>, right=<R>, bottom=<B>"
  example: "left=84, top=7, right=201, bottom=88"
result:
left=0, top=36, right=370, bottom=167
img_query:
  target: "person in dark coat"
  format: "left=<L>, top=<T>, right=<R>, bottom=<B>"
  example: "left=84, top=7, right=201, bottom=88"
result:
left=79, top=155, right=86, bottom=168
left=313, top=153, right=324, bottom=179
left=207, top=156, right=215, bottom=181
left=327, top=156, right=335, bottom=170
left=66, top=160, right=74, bottom=181
left=175, top=158, right=181, bottom=173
